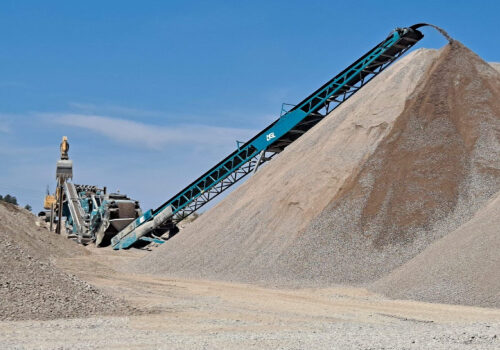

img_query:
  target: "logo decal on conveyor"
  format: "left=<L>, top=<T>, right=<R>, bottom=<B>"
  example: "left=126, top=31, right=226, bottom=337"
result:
left=266, top=132, right=276, bottom=142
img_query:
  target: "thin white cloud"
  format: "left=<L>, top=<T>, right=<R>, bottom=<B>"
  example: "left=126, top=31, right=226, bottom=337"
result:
left=0, top=122, right=9, bottom=133
left=0, top=115, right=11, bottom=133
left=42, top=113, right=257, bottom=150
left=68, top=102, right=164, bottom=118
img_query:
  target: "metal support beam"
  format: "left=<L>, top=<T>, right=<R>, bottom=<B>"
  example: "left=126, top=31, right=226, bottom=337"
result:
left=252, top=150, right=266, bottom=175
left=56, top=180, right=63, bottom=235
left=49, top=203, right=54, bottom=232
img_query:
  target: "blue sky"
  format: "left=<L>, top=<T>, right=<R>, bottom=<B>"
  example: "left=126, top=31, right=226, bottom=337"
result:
left=1, top=0, right=499, bottom=212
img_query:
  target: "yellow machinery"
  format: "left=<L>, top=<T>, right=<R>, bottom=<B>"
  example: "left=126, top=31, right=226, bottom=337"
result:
left=43, top=193, right=56, bottom=210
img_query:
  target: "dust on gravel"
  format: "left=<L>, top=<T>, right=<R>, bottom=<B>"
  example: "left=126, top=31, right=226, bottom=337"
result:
left=0, top=201, right=133, bottom=321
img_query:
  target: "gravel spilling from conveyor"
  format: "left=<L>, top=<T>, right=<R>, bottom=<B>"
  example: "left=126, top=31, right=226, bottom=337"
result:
left=0, top=202, right=132, bottom=321
left=133, top=42, right=500, bottom=308
left=414, top=23, right=454, bottom=43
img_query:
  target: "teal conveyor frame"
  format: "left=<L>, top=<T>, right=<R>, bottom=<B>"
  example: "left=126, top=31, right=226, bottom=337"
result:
left=111, top=25, right=425, bottom=249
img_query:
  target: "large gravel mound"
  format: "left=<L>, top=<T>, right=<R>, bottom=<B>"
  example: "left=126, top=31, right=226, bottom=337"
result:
left=275, top=41, right=500, bottom=286
left=371, top=191, right=500, bottom=308
left=134, top=43, right=500, bottom=300
left=133, top=47, right=438, bottom=282
left=0, top=201, right=130, bottom=321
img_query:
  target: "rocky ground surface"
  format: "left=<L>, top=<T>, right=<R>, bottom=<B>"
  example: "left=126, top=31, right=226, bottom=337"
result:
left=1, top=249, right=499, bottom=349
left=2, top=316, right=498, bottom=350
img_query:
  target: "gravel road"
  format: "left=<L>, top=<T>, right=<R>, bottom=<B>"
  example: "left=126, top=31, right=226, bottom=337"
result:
left=1, top=316, right=498, bottom=350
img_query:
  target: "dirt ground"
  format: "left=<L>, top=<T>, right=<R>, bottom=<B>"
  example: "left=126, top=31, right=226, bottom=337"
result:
left=0, top=246, right=498, bottom=350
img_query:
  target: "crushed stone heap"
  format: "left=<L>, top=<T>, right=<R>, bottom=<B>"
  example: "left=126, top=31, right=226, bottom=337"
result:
left=134, top=42, right=500, bottom=308
left=0, top=202, right=131, bottom=321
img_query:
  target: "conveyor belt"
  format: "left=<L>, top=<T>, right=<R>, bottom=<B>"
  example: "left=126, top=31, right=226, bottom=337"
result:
left=111, top=25, right=425, bottom=249
left=63, top=182, right=88, bottom=237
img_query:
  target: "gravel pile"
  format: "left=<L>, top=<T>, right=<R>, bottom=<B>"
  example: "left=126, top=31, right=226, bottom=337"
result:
left=273, top=41, right=500, bottom=286
left=0, top=201, right=131, bottom=321
left=371, top=191, right=500, bottom=308
left=134, top=43, right=499, bottom=307
left=132, top=47, right=437, bottom=281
